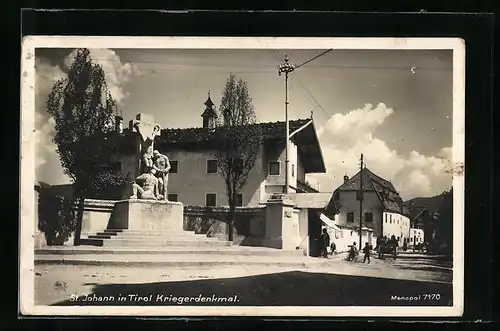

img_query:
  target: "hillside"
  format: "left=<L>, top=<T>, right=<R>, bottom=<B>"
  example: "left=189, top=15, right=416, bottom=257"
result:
left=404, top=189, right=452, bottom=216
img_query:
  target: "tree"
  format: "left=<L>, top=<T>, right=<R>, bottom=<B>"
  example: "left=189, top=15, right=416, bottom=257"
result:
left=46, top=48, right=124, bottom=244
left=214, top=74, right=262, bottom=241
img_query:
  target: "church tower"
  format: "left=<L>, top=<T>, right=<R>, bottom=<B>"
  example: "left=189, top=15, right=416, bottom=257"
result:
left=201, top=91, right=217, bottom=130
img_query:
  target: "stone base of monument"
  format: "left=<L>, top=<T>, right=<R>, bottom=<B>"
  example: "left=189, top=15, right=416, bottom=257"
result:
left=79, top=198, right=234, bottom=248
left=110, top=199, right=184, bottom=232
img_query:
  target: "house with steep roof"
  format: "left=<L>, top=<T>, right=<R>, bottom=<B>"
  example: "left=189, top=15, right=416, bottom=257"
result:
left=114, top=93, right=326, bottom=207
left=323, top=167, right=411, bottom=250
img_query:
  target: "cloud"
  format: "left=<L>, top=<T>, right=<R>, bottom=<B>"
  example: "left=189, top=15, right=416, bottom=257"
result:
left=35, top=49, right=140, bottom=183
left=309, top=103, right=452, bottom=200
left=34, top=58, right=65, bottom=169
left=63, top=49, right=141, bottom=104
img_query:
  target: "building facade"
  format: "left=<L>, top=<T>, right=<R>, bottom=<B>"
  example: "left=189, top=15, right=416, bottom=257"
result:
left=114, top=94, right=326, bottom=207
left=323, top=167, right=411, bottom=249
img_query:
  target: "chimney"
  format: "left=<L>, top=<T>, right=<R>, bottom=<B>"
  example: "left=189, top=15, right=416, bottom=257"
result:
left=343, top=175, right=349, bottom=183
left=115, top=115, right=123, bottom=133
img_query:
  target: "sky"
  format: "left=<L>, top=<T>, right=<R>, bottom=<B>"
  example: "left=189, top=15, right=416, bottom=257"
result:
left=34, top=47, right=454, bottom=200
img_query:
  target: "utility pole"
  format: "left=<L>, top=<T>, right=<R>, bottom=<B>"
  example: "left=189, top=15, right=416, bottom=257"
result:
left=359, top=153, right=364, bottom=250
left=278, top=55, right=295, bottom=195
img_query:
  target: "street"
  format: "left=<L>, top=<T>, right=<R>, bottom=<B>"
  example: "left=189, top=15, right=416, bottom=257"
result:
left=34, top=253, right=453, bottom=306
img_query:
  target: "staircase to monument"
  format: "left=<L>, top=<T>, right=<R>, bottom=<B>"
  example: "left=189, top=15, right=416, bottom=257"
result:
left=35, top=229, right=313, bottom=267
left=80, top=228, right=233, bottom=248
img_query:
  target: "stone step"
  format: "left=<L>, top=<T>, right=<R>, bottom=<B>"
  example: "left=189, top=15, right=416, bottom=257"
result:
left=101, top=239, right=233, bottom=248
left=102, top=229, right=196, bottom=236
left=35, top=246, right=304, bottom=257
left=34, top=254, right=322, bottom=268
left=88, top=234, right=215, bottom=241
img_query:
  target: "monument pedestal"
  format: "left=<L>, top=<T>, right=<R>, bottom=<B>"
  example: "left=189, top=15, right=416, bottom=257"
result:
left=262, top=194, right=296, bottom=250
left=111, top=199, right=184, bottom=231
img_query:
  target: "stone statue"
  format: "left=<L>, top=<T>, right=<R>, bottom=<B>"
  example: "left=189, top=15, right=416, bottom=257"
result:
left=152, top=150, right=171, bottom=200
left=130, top=166, right=163, bottom=200
left=134, top=122, right=161, bottom=174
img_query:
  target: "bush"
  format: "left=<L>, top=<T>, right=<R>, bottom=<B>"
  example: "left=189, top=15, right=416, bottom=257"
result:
left=85, top=170, right=130, bottom=200
left=38, top=192, right=77, bottom=246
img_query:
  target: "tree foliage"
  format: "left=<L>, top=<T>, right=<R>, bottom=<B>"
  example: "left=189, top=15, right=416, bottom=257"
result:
left=45, top=48, right=128, bottom=244
left=46, top=48, right=125, bottom=195
left=36, top=187, right=77, bottom=246
left=213, top=74, right=262, bottom=241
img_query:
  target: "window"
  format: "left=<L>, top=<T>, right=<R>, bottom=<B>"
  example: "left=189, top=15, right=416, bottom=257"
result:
left=205, top=193, right=217, bottom=206
left=235, top=194, right=243, bottom=207
left=169, top=161, right=178, bottom=174
left=167, top=193, right=178, bottom=202
left=397, top=219, right=399, bottom=224
left=269, top=161, right=280, bottom=176
left=384, top=214, right=387, bottom=223
left=110, top=162, right=121, bottom=172
left=347, top=212, right=354, bottom=222
left=364, top=212, right=373, bottom=222
left=390, top=214, right=392, bottom=223
left=291, top=164, right=295, bottom=177
left=206, top=160, right=217, bottom=174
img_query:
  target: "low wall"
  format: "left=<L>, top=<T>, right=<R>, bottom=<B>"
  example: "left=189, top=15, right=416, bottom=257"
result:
left=80, top=199, right=116, bottom=238
left=183, top=205, right=266, bottom=246
left=38, top=195, right=268, bottom=246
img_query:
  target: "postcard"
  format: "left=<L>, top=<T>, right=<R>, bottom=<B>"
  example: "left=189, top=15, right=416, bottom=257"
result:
left=20, top=36, right=465, bottom=317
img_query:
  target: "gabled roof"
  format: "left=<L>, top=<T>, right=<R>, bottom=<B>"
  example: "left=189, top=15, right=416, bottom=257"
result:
left=325, top=167, right=409, bottom=216
left=158, top=119, right=310, bottom=145
left=336, top=167, right=398, bottom=193
left=153, top=118, right=326, bottom=173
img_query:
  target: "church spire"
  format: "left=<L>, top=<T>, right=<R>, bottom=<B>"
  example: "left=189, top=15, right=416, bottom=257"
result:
left=204, top=90, right=214, bottom=108
left=201, top=90, right=217, bottom=130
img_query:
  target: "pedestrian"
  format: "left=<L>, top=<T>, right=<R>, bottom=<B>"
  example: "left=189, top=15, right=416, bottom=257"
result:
left=321, top=228, right=330, bottom=258
left=329, top=241, right=336, bottom=256
left=348, top=241, right=358, bottom=261
left=390, top=235, right=398, bottom=260
left=381, top=236, right=388, bottom=259
left=376, top=237, right=382, bottom=259
left=363, top=242, right=371, bottom=263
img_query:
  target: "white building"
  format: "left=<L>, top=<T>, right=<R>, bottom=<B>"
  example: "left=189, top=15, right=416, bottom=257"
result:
left=323, top=167, right=411, bottom=251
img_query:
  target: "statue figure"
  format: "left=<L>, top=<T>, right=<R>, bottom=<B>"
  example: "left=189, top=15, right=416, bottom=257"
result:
left=152, top=150, right=171, bottom=200
left=130, top=166, right=163, bottom=200
left=134, top=122, right=161, bottom=174
left=142, top=145, right=154, bottom=170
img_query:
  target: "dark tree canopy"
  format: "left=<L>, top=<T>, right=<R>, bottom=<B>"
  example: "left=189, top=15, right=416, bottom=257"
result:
left=46, top=48, right=125, bottom=196
left=214, top=74, right=262, bottom=240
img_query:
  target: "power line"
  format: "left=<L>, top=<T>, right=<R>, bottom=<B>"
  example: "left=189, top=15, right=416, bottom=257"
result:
left=290, top=76, right=330, bottom=120
left=295, top=49, right=333, bottom=69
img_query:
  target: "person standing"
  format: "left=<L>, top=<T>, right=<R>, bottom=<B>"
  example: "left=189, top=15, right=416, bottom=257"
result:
left=390, top=235, right=398, bottom=260
left=320, top=228, right=330, bottom=258
left=348, top=242, right=358, bottom=261
left=376, top=236, right=382, bottom=259
left=329, top=241, right=336, bottom=256
left=363, top=242, right=371, bottom=263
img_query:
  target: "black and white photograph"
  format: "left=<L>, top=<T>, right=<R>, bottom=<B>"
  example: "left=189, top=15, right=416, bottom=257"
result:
left=20, top=37, right=465, bottom=317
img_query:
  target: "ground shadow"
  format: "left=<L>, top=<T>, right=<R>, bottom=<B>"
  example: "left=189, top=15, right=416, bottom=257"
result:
left=393, top=265, right=453, bottom=274
left=53, top=270, right=453, bottom=306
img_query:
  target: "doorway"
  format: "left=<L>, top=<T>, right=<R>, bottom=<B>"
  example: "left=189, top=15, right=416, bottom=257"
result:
left=308, top=209, right=322, bottom=257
